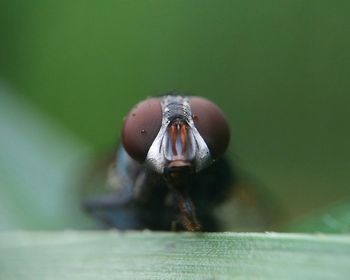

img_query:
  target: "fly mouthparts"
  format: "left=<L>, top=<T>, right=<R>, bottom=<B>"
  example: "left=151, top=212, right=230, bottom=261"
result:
left=175, top=190, right=201, bottom=232
left=163, top=161, right=194, bottom=174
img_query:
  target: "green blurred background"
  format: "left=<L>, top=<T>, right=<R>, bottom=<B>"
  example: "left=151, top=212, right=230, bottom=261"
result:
left=0, top=0, right=349, bottom=231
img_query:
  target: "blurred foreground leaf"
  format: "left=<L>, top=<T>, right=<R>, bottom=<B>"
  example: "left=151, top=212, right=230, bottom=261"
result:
left=0, top=83, right=91, bottom=229
left=0, top=231, right=349, bottom=280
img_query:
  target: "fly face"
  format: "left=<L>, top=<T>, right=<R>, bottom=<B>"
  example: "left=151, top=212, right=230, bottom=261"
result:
left=146, top=96, right=212, bottom=173
left=122, top=95, right=230, bottom=174
left=84, top=94, right=233, bottom=231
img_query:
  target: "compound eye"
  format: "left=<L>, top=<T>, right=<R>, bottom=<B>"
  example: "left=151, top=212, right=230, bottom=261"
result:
left=122, top=98, right=162, bottom=162
left=190, top=97, right=230, bottom=159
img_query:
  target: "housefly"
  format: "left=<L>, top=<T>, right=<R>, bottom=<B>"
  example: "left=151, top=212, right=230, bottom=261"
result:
left=83, top=94, right=279, bottom=231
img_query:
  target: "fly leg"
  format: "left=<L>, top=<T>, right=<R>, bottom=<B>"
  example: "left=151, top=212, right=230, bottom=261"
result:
left=84, top=192, right=130, bottom=210
left=83, top=191, right=145, bottom=230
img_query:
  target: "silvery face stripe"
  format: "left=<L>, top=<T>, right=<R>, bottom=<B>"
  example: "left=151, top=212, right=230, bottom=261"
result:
left=146, top=96, right=212, bottom=173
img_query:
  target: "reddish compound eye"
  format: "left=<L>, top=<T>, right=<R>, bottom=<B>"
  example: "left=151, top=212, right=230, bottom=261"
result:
left=190, top=97, right=230, bottom=159
left=122, top=98, right=162, bottom=162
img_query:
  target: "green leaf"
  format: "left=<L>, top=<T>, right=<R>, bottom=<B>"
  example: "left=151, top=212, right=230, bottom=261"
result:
left=287, top=199, right=350, bottom=233
left=1, top=231, right=349, bottom=279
